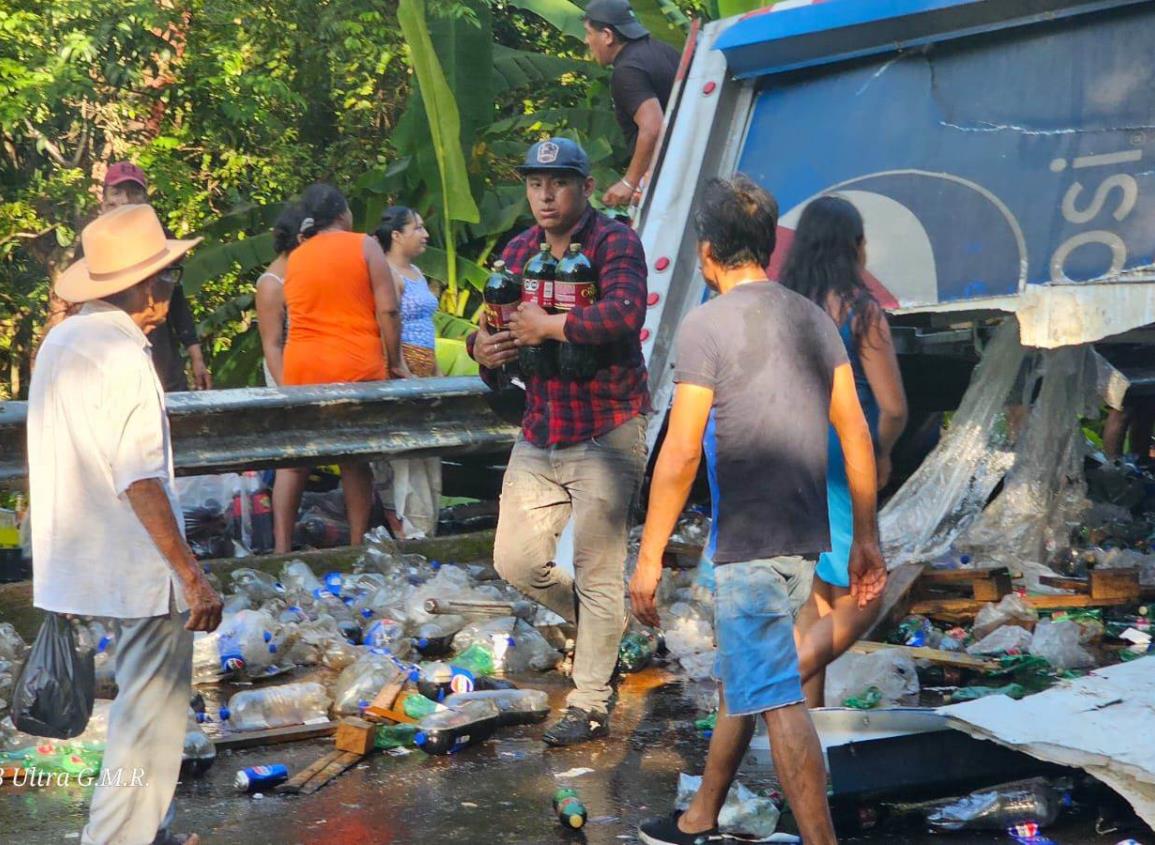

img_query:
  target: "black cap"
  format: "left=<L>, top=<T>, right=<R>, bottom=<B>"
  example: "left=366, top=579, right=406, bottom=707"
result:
left=584, top=0, right=649, bottom=41
left=516, top=138, right=592, bottom=178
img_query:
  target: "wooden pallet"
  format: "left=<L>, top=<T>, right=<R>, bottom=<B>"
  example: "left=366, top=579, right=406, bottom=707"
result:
left=913, top=567, right=1014, bottom=603
left=849, top=640, right=999, bottom=672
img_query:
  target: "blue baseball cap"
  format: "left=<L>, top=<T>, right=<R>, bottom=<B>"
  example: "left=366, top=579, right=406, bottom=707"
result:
left=516, top=138, right=591, bottom=178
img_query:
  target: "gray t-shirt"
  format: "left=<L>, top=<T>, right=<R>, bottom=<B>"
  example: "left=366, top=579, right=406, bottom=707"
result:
left=674, top=282, right=848, bottom=564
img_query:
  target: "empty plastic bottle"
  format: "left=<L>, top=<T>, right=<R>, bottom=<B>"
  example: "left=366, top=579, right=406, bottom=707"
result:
left=181, top=710, right=216, bottom=777
left=280, top=560, right=325, bottom=596
left=927, top=778, right=1071, bottom=831
left=443, top=688, right=549, bottom=726
left=414, top=699, right=500, bottom=755
left=234, top=763, right=289, bottom=792
left=224, top=682, right=332, bottom=731
left=362, top=618, right=409, bottom=656
left=413, top=621, right=459, bottom=657
left=452, top=643, right=496, bottom=677
left=230, top=569, right=286, bottom=602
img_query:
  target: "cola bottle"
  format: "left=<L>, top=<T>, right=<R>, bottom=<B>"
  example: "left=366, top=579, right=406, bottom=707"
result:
left=554, top=243, right=599, bottom=380
left=483, top=260, right=522, bottom=386
left=518, top=243, right=558, bottom=378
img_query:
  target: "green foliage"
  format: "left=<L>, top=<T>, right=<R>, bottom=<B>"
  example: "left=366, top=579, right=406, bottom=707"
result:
left=1, top=0, right=708, bottom=397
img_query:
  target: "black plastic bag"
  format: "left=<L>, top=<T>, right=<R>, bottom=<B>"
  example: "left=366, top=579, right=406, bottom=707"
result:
left=12, top=613, right=95, bottom=739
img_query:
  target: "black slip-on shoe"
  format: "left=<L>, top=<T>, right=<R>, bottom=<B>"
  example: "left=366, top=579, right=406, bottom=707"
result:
left=638, top=812, right=724, bottom=845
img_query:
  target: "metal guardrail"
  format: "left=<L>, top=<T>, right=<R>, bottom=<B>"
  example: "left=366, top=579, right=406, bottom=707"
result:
left=0, top=377, right=520, bottom=487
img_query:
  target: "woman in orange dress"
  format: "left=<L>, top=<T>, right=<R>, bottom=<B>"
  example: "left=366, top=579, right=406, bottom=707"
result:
left=273, top=183, right=408, bottom=553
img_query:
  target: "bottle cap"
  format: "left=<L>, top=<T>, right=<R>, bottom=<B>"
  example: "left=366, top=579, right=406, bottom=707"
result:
left=493, top=260, right=505, bottom=271
left=414, top=731, right=428, bottom=746
left=361, top=608, right=374, bottom=619
left=219, top=707, right=231, bottom=721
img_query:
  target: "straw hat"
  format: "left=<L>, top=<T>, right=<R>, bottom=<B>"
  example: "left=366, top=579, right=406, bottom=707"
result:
left=56, top=204, right=203, bottom=303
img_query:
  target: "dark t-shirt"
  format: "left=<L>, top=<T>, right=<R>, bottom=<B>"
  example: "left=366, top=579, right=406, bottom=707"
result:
left=611, top=36, right=680, bottom=154
left=674, top=283, right=848, bottom=564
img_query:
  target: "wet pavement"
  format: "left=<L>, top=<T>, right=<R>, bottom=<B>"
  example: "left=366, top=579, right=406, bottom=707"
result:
left=0, top=669, right=1142, bottom=844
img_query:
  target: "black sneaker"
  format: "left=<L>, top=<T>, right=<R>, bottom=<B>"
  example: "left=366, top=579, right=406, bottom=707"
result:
left=542, top=706, right=609, bottom=747
left=638, top=812, right=723, bottom=845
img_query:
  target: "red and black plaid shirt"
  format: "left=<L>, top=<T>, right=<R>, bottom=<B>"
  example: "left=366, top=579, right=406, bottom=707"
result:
left=470, top=207, right=649, bottom=447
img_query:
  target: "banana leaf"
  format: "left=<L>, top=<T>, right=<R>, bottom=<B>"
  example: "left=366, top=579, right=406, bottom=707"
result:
left=492, top=44, right=599, bottom=93
left=507, top=0, right=586, bottom=40
left=181, top=232, right=276, bottom=295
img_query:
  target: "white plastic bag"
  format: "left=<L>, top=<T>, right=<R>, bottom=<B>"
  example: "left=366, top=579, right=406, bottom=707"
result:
left=1029, top=619, right=1095, bottom=670
left=972, top=594, right=1039, bottom=640
left=676, top=773, right=781, bottom=838
left=966, top=625, right=1034, bottom=656
left=825, top=649, right=920, bottom=707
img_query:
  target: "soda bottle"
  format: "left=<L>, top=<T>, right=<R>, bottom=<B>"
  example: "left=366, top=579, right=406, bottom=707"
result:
left=443, top=688, right=550, bottom=726
left=518, top=243, right=558, bottom=378
left=553, top=787, right=588, bottom=829
left=926, top=777, right=1070, bottom=831
left=375, top=723, right=419, bottom=751
left=618, top=630, right=658, bottom=673
left=414, top=699, right=501, bottom=756
left=483, top=259, right=522, bottom=386
left=225, top=682, right=331, bottom=731
left=554, top=243, right=599, bottom=380
left=234, top=763, right=289, bottom=792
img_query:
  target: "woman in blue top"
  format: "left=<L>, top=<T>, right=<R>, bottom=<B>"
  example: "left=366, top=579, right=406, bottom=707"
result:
left=781, top=195, right=908, bottom=707
left=374, top=206, right=443, bottom=538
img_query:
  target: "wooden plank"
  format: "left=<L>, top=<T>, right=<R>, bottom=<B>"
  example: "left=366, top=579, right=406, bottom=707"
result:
left=211, top=721, right=337, bottom=751
left=362, top=676, right=409, bottom=724
left=910, top=594, right=1132, bottom=618
left=850, top=640, right=998, bottom=672
left=275, top=751, right=342, bottom=795
left=1091, top=568, right=1141, bottom=600
left=973, top=571, right=1013, bottom=602
left=919, top=567, right=1010, bottom=585
left=863, top=562, right=927, bottom=641
left=1039, top=575, right=1091, bottom=592
left=300, top=751, right=363, bottom=795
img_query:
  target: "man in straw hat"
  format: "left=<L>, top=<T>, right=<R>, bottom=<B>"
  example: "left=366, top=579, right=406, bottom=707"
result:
left=28, top=203, right=223, bottom=845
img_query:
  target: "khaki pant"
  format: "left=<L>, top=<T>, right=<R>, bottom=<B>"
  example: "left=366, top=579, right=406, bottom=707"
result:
left=82, top=598, right=192, bottom=845
left=493, top=415, right=647, bottom=713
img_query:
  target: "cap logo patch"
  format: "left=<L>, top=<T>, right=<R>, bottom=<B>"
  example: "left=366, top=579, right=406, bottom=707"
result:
left=537, top=142, right=560, bottom=164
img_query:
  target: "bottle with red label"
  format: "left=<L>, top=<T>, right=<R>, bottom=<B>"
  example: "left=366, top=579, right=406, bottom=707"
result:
left=518, top=242, right=558, bottom=378
left=482, top=259, right=522, bottom=386
left=555, top=243, right=599, bottom=380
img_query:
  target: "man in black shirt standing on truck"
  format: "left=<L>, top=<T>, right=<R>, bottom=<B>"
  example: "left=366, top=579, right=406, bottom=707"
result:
left=584, top=0, right=680, bottom=208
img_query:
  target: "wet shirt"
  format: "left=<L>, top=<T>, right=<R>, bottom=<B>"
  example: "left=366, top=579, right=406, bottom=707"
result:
left=674, top=283, right=848, bottom=564
left=611, top=36, right=680, bottom=153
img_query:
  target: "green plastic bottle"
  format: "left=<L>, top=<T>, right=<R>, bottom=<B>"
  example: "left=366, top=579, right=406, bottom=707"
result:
left=374, top=724, right=419, bottom=751
left=617, top=631, right=657, bottom=673
left=553, top=787, right=587, bottom=829
left=452, top=643, right=496, bottom=677
left=402, top=692, right=439, bottom=720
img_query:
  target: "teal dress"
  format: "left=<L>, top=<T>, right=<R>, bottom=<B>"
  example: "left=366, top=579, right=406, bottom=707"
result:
left=815, top=316, right=880, bottom=588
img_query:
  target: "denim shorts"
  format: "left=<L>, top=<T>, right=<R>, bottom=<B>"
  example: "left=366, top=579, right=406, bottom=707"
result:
left=713, top=557, right=809, bottom=716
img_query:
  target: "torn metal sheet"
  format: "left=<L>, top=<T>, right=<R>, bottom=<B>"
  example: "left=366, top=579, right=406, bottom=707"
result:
left=941, top=657, right=1155, bottom=828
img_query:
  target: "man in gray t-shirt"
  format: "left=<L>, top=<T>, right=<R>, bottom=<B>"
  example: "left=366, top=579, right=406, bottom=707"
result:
left=629, top=177, right=886, bottom=845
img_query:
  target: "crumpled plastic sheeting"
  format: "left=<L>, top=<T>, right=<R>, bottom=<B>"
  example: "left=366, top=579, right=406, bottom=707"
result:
left=958, top=344, right=1100, bottom=588
left=825, top=649, right=920, bottom=707
left=676, top=772, right=781, bottom=838
left=880, top=320, right=1023, bottom=567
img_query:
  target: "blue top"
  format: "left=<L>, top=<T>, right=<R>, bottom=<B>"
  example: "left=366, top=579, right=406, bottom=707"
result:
left=399, top=269, right=438, bottom=350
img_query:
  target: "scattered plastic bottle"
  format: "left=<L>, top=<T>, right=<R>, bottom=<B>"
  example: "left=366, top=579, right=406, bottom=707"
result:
left=553, top=787, right=588, bottom=830
left=414, top=699, right=501, bottom=756
left=926, top=778, right=1071, bottom=831
left=362, top=618, right=408, bottom=656
left=234, top=763, right=289, bottom=792
left=375, top=723, right=419, bottom=751
left=452, top=643, right=496, bottom=677
left=224, top=682, right=331, bottom=732
left=181, top=711, right=216, bottom=777
left=416, top=663, right=478, bottom=701
left=618, top=630, right=658, bottom=673
left=281, top=560, right=325, bottom=596
left=443, top=689, right=550, bottom=726
left=230, top=569, right=285, bottom=603
left=413, top=622, right=456, bottom=658
left=401, top=691, right=442, bottom=720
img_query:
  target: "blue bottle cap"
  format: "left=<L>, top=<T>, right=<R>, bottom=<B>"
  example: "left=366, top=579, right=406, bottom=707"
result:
left=409, top=668, right=420, bottom=682
left=361, top=608, right=374, bottom=619
left=263, top=631, right=272, bottom=643
left=959, top=554, right=972, bottom=565
left=414, top=731, right=427, bottom=746
left=268, top=644, right=278, bottom=654
left=430, top=560, right=441, bottom=570
left=358, top=699, right=369, bottom=710
left=219, top=706, right=231, bottom=721
left=97, top=636, right=111, bottom=653
left=343, top=596, right=355, bottom=606
left=417, top=638, right=429, bottom=649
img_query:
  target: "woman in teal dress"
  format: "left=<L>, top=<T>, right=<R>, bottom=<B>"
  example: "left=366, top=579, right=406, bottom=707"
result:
left=781, top=195, right=909, bottom=706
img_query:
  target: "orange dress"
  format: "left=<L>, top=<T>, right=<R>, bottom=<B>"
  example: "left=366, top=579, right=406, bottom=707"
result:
left=282, top=231, right=388, bottom=385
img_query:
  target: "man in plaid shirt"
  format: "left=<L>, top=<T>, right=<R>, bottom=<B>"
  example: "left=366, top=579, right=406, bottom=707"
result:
left=470, top=138, right=649, bottom=745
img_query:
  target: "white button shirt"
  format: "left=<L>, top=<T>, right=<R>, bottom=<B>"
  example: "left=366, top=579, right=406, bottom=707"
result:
left=28, top=300, right=190, bottom=619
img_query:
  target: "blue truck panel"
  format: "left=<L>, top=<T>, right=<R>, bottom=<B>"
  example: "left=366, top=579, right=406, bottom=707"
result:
left=735, top=2, right=1155, bottom=308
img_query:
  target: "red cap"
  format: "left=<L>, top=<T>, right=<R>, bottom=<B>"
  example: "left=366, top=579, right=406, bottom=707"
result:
left=104, top=161, right=148, bottom=190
